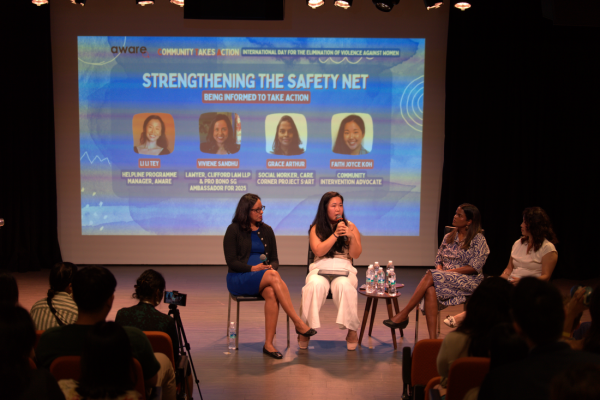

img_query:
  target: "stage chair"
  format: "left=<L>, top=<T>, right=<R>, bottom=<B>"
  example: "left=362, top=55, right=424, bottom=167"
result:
left=414, top=226, right=481, bottom=342
left=49, top=356, right=147, bottom=400
left=227, top=293, right=290, bottom=350
left=401, top=339, right=443, bottom=400
left=144, top=331, right=175, bottom=369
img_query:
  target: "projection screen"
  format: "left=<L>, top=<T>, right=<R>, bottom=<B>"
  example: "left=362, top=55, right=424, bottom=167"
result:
left=52, top=2, right=449, bottom=265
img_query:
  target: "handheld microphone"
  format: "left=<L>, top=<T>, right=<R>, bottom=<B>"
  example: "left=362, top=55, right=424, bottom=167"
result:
left=335, top=214, right=348, bottom=242
left=259, top=254, right=269, bottom=265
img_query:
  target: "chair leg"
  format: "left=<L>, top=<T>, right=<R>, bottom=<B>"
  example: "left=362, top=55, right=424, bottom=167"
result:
left=235, top=301, right=240, bottom=350
left=414, top=307, right=419, bottom=344
left=287, top=315, right=290, bottom=348
left=227, top=295, right=232, bottom=337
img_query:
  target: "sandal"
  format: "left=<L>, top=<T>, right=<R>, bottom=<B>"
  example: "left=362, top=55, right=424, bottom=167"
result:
left=443, top=315, right=456, bottom=328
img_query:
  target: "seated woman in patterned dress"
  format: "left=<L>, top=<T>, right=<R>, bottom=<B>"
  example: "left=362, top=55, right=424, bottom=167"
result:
left=383, top=203, right=490, bottom=338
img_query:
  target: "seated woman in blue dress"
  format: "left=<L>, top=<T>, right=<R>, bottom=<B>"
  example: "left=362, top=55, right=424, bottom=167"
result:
left=223, top=193, right=316, bottom=359
left=383, top=203, right=490, bottom=338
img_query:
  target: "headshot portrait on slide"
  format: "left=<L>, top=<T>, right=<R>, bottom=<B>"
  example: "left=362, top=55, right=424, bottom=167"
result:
left=199, top=112, right=241, bottom=155
left=331, top=113, right=373, bottom=156
left=265, top=114, right=307, bottom=156
left=132, top=113, right=175, bottom=156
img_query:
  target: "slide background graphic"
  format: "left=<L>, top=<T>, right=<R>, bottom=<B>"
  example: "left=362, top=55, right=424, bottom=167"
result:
left=79, top=36, right=424, bottom=237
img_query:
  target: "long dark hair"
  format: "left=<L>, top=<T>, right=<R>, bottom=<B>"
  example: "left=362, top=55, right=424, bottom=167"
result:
left=133, top=269, right=166, bottom=303
left=583, top=286, right=600, bottom=354
left=332, top=114, right=366, bottom=155
left=77, top=321, right=135, bottom=399
left=47, top=262, right=78, bottom=326
left=457, top=277, right=514, bottom=357
left=446, top=203, right=483, bottom=250
left=309, top=191, right=349, bottom=258
left=204, top=114, right=238, bottom=154
left=232, top=193, right=262, bottom=232
left=0, top=305, right=36, bottom=399
left=0, top=269, right=18, bottom=306
left=271, top=115, right=304, bottom=155
left=139, top=115, right=168, bottom=149
left=487, top=323, right=528, bottom=370
left=521, top=207, right=558, bottom=252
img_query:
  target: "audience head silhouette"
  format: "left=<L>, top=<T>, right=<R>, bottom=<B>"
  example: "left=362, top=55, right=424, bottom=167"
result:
left=0, top=305, right=37, bottom=399
left=77, top=321, right=135, bottom=399
left=72, top=266, right=117, bottom=314
left=512, top=277, right=564, bottom=347
left=133, top=269, right=166, bottom=305
left=458, top=277, right=515, bottom=356
left=0, top=269, right=18, bottom=306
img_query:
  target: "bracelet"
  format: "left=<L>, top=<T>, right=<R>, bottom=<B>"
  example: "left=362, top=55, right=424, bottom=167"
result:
left=333, top=233, right=338, bottom=238
left=562, top=331, right=572, bottom=339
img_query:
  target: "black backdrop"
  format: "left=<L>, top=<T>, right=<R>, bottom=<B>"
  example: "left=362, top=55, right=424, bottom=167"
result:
left=1, top=2, right=62, bottom=272
left=439, top=3, right=599, bottom=279
left=2, top=3, right=598, bottom=278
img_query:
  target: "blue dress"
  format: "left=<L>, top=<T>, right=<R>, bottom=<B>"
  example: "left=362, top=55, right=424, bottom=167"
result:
left=430, top=233, right=490, bottom=306
left=226, top=231, right=267, bottom=296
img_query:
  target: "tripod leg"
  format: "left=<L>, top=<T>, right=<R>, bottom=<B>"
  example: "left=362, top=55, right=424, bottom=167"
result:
left=171, top=308, right=203, bottom=400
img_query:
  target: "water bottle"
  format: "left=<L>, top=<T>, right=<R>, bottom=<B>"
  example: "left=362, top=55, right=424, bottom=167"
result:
left=386, top=261, right=394, bottom=291
left=376, top=268, right=385, bottom=295
left=366, top=265, right=375, bottom=294
left=229, top=322, right=236, bottom=349
left=388, top=268, right=397, bottom=296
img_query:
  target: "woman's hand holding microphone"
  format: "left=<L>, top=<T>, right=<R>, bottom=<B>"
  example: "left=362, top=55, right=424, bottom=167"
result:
left=251, top=263, right=272, bottom=271
left=334, top=221, right=354, bottom=241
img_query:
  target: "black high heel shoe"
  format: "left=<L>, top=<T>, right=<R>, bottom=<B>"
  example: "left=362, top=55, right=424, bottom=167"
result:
left=296, top=328, right=318, bottom=337
left=263, top=345, right=283, bottom=359
left=383, top=316, right=409, bottom=329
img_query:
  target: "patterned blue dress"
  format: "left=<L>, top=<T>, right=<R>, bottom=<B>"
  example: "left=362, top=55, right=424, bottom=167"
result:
left=431, top=232, right=490, bottom=307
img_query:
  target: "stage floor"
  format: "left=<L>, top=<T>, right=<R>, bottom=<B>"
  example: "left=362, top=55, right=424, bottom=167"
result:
left=14, top=266, right=593, bottom=400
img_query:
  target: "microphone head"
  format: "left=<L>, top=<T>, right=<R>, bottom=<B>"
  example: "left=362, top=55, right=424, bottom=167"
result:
left=259, top=254, right=267, bottom=262
left=335, top=214, right=343, bottom=221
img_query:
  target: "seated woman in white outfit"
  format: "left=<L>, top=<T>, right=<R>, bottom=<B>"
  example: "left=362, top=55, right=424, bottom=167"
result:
left=299, top=191, right=362, bottom=351
left=445, top=206, right=558, bottom=327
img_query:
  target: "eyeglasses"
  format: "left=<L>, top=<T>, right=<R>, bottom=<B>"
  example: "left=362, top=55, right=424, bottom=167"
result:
left=251, top=206, right=266, bottom=213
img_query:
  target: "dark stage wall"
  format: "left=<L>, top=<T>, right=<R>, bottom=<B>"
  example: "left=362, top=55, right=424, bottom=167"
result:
left=440, top=3, right=599, bottom=279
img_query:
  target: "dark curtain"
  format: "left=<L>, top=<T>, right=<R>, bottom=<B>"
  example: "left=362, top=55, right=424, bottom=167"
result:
left=0, top=2, right=62, bottom=272
left=440, top=4, right=599, bottom=279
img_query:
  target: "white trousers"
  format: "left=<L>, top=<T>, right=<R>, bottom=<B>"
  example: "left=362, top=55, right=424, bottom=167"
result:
left=299, top=258, right=360, bottom=332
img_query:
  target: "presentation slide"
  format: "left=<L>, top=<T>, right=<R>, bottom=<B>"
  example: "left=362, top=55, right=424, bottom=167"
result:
left=79, top=36, right=424, bottom=236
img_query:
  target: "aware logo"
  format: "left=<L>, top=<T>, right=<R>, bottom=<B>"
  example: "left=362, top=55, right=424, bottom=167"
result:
left=111, top=46, right=149, bottom=56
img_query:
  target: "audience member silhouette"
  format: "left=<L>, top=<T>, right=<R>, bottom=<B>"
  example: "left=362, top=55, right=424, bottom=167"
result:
left=0, top=305, right=65, bottom=400
left=478, top=278, right=600, bottom=400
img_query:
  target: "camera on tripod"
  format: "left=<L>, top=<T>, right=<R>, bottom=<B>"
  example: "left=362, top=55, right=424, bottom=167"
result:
left=164, top=290, right=187, bottom=307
